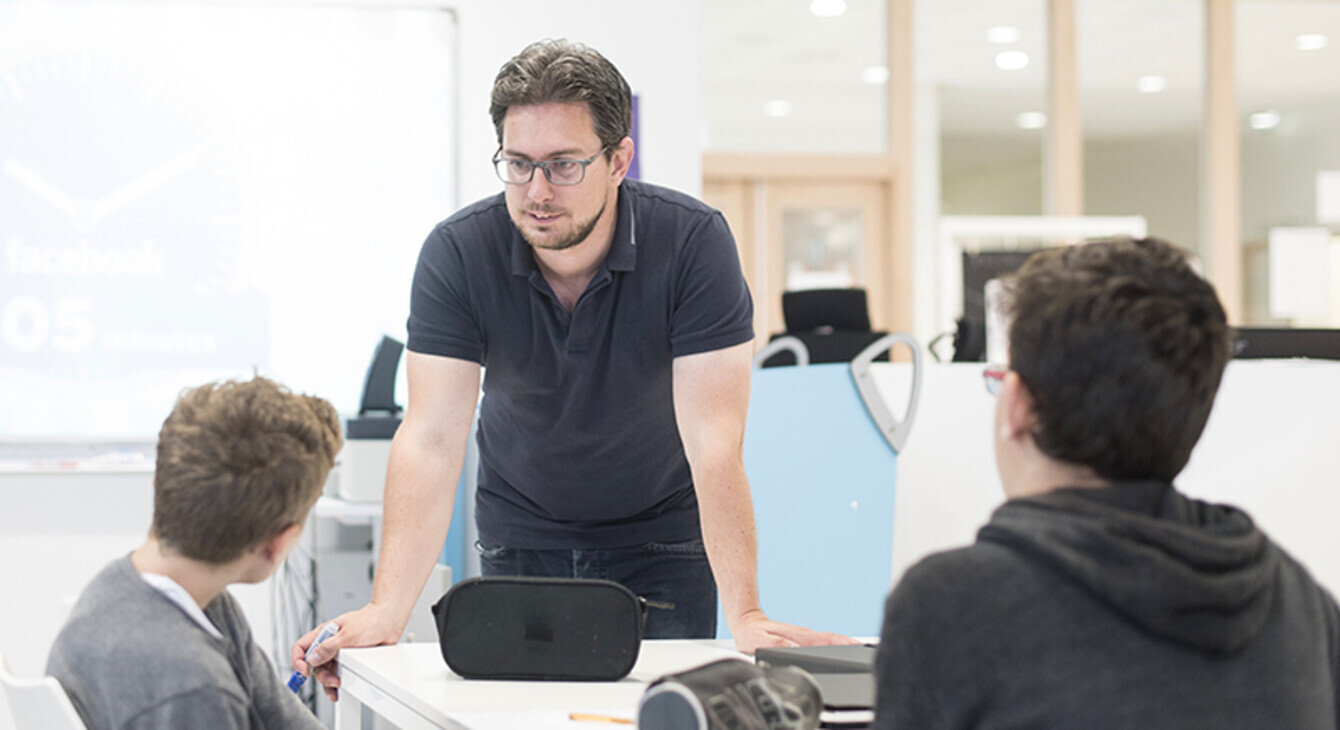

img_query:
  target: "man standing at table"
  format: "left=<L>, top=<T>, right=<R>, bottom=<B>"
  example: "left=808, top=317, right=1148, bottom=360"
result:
left=293, top=38, right=846, bottom=697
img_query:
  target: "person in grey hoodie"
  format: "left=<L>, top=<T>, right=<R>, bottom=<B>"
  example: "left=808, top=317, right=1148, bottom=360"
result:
left=873, top=236, right=1340, bottom=729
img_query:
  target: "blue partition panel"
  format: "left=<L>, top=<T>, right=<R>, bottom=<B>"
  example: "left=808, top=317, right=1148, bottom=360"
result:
left=718, top=362, right=900, bottom=639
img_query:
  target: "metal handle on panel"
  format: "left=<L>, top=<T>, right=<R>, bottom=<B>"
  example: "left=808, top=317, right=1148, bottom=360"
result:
left=751, top=335, right=811, bottom=369
left=850, top=333, right=923, bottom=454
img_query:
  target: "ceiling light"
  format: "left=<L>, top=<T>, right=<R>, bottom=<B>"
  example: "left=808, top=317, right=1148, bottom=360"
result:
left=764, top=100, right=794, bottom=118
left=987, top=26, right=1020, bottom=44
left=1136, top=75, right=1168, bottom=94
left=810, top=0, right=847, bottom=18
left=1296, top=34, right=1328, bottom=51
left=1249, top=110, right=1281, bottom=130
left=862, top=66, right=890, bottom=84
left=1016, top=111, right=1047, bottom=130
left=995, top=51, right=1029, bottom=71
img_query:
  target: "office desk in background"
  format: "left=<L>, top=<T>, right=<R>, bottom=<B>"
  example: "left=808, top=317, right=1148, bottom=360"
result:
left=335, top=639, right=743, bottom=729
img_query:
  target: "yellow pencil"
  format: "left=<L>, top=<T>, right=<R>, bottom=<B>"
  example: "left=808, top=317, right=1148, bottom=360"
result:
left=568, top=712, right=635, bottom=725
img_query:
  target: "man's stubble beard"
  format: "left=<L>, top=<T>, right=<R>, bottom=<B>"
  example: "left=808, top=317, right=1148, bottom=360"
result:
left=515, top=197, right=608, bottom=252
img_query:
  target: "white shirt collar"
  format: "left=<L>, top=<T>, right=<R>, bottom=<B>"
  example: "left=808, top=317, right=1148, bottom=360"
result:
left=140, top=572, right=225, bottom=640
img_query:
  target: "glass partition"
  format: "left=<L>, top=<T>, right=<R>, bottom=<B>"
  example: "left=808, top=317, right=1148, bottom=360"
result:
left=700, top=0, right=888, bottom=154
left=921, top=0, right=1048, bottom=217
left=1238, top=1, right=1340, bottom=326
left=1079, top=0, right=1204, bottom=260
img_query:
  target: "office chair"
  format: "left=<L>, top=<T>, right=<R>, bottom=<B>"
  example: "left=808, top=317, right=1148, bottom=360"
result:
left=760, top=288, right=890, bottom=367
left=0, top=653, right=87, bottom=730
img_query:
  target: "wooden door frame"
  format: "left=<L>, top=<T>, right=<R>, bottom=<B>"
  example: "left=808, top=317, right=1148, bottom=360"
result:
left=703, top=154, right=908, bottom=342
left=763, top=181, right=889, bottom=338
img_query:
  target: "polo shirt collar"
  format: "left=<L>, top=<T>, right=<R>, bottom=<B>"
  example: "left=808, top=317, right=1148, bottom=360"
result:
left=508, top=185, right=638, bottom=276
left=605, top=185, right=637, bottom=272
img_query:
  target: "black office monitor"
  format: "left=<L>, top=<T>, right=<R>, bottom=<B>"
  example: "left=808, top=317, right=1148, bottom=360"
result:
left=961, top=250, right=1036, bottom=328
left=359, top=335, right=404, bottom=415
left=952, top=250, right=1038, bottom=362
left=1232, top=328, right=1340, bottom=360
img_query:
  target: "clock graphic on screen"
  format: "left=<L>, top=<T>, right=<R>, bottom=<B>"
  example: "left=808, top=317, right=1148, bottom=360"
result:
left=0, top=48, right=263, bottom=382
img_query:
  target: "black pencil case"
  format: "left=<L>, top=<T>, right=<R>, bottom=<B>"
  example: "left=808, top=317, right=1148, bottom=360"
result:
left=431, top=576, right=648, bottom=681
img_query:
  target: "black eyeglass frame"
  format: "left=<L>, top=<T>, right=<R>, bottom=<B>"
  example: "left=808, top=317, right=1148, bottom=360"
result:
left=491, top=146, right=610, bottom=187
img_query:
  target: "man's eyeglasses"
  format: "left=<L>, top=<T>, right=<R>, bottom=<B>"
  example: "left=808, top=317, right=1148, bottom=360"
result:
left=492, top=146, right=609, bottom=186
left=983, top=365, right=1008, bottom=396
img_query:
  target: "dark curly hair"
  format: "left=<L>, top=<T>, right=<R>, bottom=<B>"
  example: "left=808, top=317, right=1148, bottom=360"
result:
left=490, top=38, right=632, bottom=157
left=1001, top=237, right=1231, bottom=482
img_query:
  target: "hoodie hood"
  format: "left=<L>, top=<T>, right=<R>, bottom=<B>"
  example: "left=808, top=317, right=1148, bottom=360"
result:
left=978, top=481, right=1280, bottom=654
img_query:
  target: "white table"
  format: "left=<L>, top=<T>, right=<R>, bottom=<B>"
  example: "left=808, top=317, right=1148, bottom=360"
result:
left=334, top=639, right=745, bottom=729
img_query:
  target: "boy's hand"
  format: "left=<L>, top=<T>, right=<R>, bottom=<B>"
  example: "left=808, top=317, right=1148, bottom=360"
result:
left=290, top=604, right=404, bottom=702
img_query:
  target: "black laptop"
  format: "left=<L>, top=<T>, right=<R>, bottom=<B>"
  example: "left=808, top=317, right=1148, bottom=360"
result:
left=755, top=644, right=878, bottom=711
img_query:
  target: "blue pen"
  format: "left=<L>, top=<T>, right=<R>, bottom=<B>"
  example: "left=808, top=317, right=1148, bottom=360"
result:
left=288, top=622, right=340, bottom=693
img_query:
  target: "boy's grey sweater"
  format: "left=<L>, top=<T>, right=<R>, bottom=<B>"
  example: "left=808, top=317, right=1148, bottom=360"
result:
left=46, top=554, right=323, bottom=730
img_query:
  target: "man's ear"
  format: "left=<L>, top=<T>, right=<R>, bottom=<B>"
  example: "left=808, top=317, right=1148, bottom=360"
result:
left=609, top=136, right=634, bottom=184
left=1000, top=371, right=1037, bottom=441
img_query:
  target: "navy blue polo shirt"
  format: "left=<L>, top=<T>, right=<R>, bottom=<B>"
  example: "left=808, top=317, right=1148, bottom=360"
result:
left=406, top=179, right=754, bottom=549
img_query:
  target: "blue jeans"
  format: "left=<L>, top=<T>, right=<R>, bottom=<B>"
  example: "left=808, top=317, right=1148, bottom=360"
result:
left=476, top=539, right=718, bottom=639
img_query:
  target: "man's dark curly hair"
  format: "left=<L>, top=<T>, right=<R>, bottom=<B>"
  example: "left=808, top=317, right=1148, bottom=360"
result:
left=490, top=38, right=632, bottom=157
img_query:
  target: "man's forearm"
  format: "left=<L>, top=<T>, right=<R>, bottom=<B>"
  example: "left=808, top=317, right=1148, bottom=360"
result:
left=370, top=432, right=463, bottom=631
left=672, top=343, right=764, bottom=633
left=695, top=461, right=764, bottom=631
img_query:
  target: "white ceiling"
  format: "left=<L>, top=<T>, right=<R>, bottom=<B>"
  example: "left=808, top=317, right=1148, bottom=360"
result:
left=701, top=0, right=1340, bottom=152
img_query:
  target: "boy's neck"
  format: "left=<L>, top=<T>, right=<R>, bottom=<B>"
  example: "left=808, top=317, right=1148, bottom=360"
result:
left=131, top=537, right=240, bottom=609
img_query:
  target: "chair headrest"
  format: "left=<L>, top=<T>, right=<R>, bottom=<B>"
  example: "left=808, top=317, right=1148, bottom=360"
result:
left=782, top=289, right=871, bottom=332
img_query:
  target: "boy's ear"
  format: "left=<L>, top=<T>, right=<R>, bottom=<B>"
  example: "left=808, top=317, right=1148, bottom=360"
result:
left=259, top=523, right=304, bottom=565
left=1001, top=372, right=1037, bottom=441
